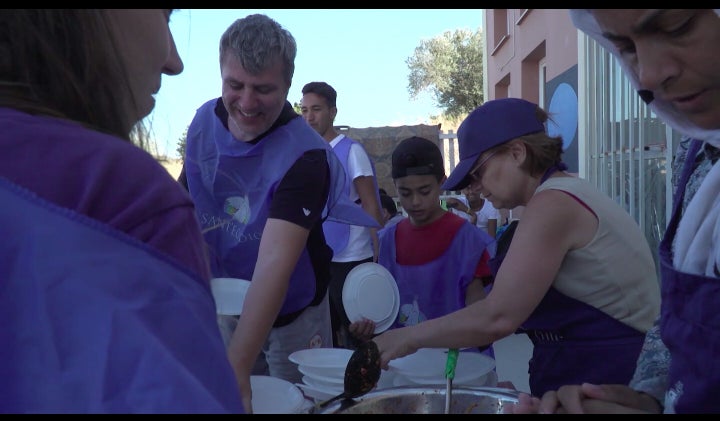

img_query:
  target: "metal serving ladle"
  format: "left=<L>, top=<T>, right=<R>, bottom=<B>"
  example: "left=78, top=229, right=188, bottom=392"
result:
left=315, top=340, right=382, bottom=410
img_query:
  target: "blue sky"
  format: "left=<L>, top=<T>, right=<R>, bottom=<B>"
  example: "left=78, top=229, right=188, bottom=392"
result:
left=149, top=9, right=484, bottom=158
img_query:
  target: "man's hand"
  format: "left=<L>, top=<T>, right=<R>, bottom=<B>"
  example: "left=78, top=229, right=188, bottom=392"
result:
left=349, top=318, right=376, bottom=342
left=509, top=383, right=662, bottom=414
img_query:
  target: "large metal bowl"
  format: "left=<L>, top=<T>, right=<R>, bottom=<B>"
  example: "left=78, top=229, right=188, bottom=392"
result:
left=312, top=386, right=520, bottom=414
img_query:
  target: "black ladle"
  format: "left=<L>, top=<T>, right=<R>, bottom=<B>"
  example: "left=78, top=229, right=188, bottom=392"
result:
left=315, top=340, right=382, bottom=410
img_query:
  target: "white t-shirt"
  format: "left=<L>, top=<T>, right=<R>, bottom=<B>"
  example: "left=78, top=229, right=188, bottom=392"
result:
left=330, top=134, right=375, bottom=262
left=449, top=196, right=500, bottom=234
left=475, top=199, right=500, bottom=233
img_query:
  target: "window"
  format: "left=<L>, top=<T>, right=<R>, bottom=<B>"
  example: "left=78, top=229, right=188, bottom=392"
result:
left=578, top=34, right=682, bottom=277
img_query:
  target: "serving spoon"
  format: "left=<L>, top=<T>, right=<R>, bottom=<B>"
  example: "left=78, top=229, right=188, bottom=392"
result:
left=315, top=340, right=382, bottom=410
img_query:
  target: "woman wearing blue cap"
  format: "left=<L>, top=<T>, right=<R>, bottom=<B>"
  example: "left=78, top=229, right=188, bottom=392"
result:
left=372, top=97, right=661, bottom=397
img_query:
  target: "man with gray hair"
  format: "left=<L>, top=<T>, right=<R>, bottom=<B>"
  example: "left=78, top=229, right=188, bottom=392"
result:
left=179, top=14, right=378, bottom=413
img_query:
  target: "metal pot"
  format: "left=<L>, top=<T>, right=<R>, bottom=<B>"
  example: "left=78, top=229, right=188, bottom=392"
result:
left=311, top=386, right=520, bottom=414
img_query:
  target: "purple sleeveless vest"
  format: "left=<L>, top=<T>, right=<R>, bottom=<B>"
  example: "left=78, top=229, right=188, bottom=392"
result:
left=378, top=219, right=495, bottom=359
left=184, top=99, right=379, bottom=316
left=0, top=177, right=244, bottom=413
left=323, top=135, right=381, bottom=256
left=659, top=139, right=720, bottom=413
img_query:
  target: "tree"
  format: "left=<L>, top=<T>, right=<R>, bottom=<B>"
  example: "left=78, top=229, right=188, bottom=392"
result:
left=176, top=126, right=188, bottom=160
left=406, top=28, right=484, bottom=120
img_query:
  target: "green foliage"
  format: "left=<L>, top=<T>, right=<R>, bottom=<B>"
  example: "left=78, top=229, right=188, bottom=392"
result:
left=292, top=101, right=302, bottom=114
left=176, top=126, right=188, bottom=160
left=406, top=28, right=484, bottom=119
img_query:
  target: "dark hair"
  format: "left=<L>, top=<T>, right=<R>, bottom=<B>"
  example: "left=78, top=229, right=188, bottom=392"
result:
left=380, top=193, right=398, bottom=217
left=391, top=136, right=445, bottom=182
left=301, top=81, right=337, bottom=108
left=0, top=10, right=149, bottom=146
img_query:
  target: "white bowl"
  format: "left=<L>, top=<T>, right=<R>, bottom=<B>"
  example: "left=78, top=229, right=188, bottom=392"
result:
left=302, top=375, right=345, bottom=392
left=388, top=348, right=495, bottom=385
left=289, top=348, right=352, bottom=370
left=295, top=382, right=338, bottom=402
left=210, top=277, right=250, bottom=315
left=393, top=371, right=495, bottom=387
left=298, top=366, right=345, bottom=386
left=250, top=375, right=305, bottom=414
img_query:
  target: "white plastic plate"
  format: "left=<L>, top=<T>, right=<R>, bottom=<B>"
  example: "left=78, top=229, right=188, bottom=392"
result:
left=388, top=348, right=496, bottom=385
left=342, top=262, right=399, bottom=333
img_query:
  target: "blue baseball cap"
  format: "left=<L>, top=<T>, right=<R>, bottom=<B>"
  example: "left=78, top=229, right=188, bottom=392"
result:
left=442, top=98, right=545, bottom=191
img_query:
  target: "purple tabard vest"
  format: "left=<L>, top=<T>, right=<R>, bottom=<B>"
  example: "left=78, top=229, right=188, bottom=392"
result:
left=184, top=99, right=378, bottom=316
left=378, top=219, right=495, bottom=360
left=0, top=177, right=244, bottom=413
left=323, top=135, right=380, bottom=256
left=659, top=139, right=720, bottom=413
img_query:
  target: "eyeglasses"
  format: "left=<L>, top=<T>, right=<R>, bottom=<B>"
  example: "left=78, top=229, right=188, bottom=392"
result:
left=468, top=151, right=499, bottom=183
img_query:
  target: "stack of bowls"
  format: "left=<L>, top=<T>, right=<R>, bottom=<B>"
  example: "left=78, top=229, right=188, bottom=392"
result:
left=288, top=348, right=352, bottom=401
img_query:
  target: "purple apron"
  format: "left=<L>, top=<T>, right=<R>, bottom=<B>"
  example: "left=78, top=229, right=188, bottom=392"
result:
left=522, top=288, right=646, bottom=396
left=516, top=164, right=644, bottom=396
left=184, top=100, right=379, bottom=317
left=659, top=139, right=720, bottom=413
left=0, top=177, right=243, bottom=413
left=323, top=135, right=381, bottom=255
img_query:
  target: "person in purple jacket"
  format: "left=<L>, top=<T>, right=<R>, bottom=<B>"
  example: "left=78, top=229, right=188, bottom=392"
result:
left=0, top=10, right=243, bottom=413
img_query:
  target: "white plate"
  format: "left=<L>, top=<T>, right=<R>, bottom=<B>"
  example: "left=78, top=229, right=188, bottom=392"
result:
left=210, top=277, right=251, bottom=315
left=298, top=366, right=345, bottom=385
left=288, top=348, right=353, bottom=370
left=394, top=371, right=490, bottom=386
left=295, top=383, right=338, bottom=402
left=250, top=375, right=305, bottom=414
left=388, top=348, right=496, bottom=385
left=342, top=262, right=399, bottom=333
left=301, top=375, right=344, bottom=392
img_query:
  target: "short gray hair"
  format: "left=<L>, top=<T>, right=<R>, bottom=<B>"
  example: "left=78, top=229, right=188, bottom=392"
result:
left=219, top=14, right=296, bottom=86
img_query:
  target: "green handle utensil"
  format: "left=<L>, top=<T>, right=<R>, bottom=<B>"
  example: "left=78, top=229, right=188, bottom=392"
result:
left=444, top=348, right=459, bottom=414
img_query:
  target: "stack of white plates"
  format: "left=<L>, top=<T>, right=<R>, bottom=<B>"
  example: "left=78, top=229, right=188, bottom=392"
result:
left=289, top=348, right=351, bottom=401
left=388, top=348, right=496, bottom=387
left=342, top=262, right=400, bottom=333
left=250, top=375, right=307, bottom=414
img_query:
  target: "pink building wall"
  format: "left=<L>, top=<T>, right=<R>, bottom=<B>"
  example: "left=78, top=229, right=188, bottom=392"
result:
left=485, top=9, right=577, bottom=101
left=483, top=9, right=578, bottom=222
